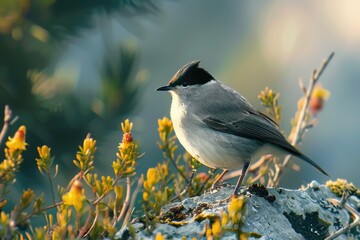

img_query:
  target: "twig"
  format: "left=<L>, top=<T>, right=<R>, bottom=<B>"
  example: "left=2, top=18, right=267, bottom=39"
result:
left=325, top=195, right=360, bottom=240
left=303, top=119, right=318, bottom=131
left=82, top=166, right=136, bottom=234
left=165, top=146, right=189, bottom=184
left=92, top=170, right=132, bottom=206
left=271, top=52, right=334, bottom=186
left=77, top=206, right=96, bottom=239
left=41, top=201, right=63, bottom=211
left=196, top=169, right=216, bottom=195
left=47, top=172, right=56, bottom=205
left=338, top=191, right=350, bottom=208
left=15, top=201, right=62, bottom=226
left=0, top=105, right=18, bottom=146
left=299, top=54, right=332, bottom=142
left=67, top=172, right=82, bottom=190
left=170, top=170, right=195, bottom=202
left=249, top=155, right=273, bottom=172
left=121, top=177, right=143, bottom=230
left=160, top=134, right=190, bottom=184
left=298, top=78, right=307, bottom=94
left=289, top=52, right=334, bottom=151
left=116, top=177, right=131, bottom=223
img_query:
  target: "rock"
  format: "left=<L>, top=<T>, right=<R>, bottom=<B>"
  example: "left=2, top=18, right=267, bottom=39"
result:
left=116, top=181, right=360, bottom=239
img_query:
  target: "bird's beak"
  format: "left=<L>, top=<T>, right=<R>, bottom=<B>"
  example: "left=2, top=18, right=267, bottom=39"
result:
left=156, top=85, right=173, bottom=91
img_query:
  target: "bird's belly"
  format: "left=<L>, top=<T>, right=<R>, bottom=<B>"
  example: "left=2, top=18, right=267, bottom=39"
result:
left=173, top=119, right=256, bottom=170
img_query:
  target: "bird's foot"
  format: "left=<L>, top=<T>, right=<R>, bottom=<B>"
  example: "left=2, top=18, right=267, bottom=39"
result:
left=210, top=182, right=219, bottom=191
left=218, top=194, right=236, bottom=204
left=210, top=181, right=230, bottom=191
left=206, top=182, right=225, bottom=194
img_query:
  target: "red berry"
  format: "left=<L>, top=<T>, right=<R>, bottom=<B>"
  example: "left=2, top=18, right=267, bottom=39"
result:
left=123, top=133, right=133, bottom=142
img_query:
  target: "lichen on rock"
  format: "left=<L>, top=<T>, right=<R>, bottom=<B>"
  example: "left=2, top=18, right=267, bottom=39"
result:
left=117, top=181, right=360, bottom=239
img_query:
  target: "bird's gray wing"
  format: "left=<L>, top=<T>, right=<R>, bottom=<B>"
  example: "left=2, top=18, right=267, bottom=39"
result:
left=202, top=110, right=284, bottom=148
left=252, top=110, right=279, bottom=127
left=202, top=111, right=328, bottom=176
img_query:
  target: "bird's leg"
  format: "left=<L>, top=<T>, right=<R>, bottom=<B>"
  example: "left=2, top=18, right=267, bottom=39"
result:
left=211, top=169, right=229, bottom=190
left=218, top=162, right=250, bottom=204
left=231, top=161, right=250, bottom=197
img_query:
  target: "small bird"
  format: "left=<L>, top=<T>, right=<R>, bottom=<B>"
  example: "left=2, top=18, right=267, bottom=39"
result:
left=156, top=61, right=328, bottom=198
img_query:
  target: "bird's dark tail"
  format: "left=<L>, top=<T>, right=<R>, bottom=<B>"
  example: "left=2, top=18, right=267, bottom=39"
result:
left=281, top=144, right=329, bottom=176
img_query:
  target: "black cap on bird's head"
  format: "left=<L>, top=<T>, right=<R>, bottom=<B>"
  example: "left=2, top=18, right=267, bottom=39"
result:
left=156, top=61, right=214, bottom=91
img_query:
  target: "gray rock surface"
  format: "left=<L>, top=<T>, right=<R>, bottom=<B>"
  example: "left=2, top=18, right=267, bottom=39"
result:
left=117, top=181, right=360, bottom=239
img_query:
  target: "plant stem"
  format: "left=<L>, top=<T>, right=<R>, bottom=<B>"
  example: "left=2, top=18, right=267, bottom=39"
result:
left=116, top=177, right=131, bottom=223
left=164, top=144, right=189, bottom=184
left=77, top=206, right=95, bottom=239
left=47, top=172, right=56, bottom=205
left=121, top=177, right=143, bottom=230
left=170, top=170, right=195, bottom=202
left=271, top=52, right=334, bottom=187
left=325, top=197, right=360, bottom=240
left=15, top=201, right=62, bottom=226
left=0, top=105, right=17, bottom=146
left=196, top=169, right=216, bottom=195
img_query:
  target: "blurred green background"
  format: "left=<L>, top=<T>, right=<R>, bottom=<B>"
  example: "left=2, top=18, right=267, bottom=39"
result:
left=1, top=0, right=360, bottom=204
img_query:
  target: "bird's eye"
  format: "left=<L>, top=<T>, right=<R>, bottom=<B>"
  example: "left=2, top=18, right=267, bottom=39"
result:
left=182, top=82, right=189, bottom=88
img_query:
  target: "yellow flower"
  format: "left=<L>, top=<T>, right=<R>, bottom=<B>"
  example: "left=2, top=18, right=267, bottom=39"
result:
left=310, top=85, right=330, bottom=114
left=83, top=137, right=96, bottom=154
left=62, top=180, right=86, bottom=211
left=258, top=87, right=278, bottom=106
left=114, top=186, right=124, bottom=201
left=159, top=163, right=169, bottom=178
left=143, top=192, right=149, bottom=201
left=155, top=232, right=165, bottom=240
left=228, top=196, right=245, bottom=224
left=0, top=212, right=9, bottom=225
left=205, top=225, right=212, bottom=238
left=158, top=117, right=173, bottom=133
left=36, top=145, right=54, bottom=175
left=312, top=85, right=330, bottom=100
left=6, top=125, right=28, bottom=150
left=121, top=119, right=133, bottom=133
left=146, top=168, right=160, bottom=186
left=211, top=219, right=222, bottom=237
left=221, top=212, right=229, bottom=227
left=326, top=178, right=359, bottom=197
left=240, top=234, right=249, bottom=240
left=228, top=197, right=244, bottom=212
left=37, top=145, right=51, bottom=161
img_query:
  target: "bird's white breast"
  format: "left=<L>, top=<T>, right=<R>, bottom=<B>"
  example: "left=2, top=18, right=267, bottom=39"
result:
left=170, top=92, right=190, bottom=151
left=170, top=91, right=250, bottom=170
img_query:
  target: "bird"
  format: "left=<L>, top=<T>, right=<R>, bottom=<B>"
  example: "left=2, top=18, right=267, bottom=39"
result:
left=156, top=60, right=328, bottom=198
